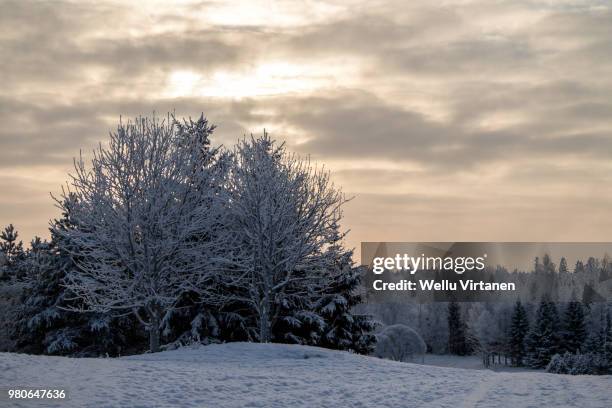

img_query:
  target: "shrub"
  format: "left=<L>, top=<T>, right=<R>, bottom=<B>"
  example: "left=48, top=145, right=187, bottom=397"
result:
left=546, top=352, right=609, bottom=375
left=374, top=324, right=426, bottom=362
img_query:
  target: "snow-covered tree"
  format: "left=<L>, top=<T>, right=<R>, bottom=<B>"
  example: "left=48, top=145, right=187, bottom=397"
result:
left=602, top=310, right=612, bottom=372
left=562, top=300, right=586, bottom=354
left=471, top=308, right=496, bottom=349
left=0, top=224, right=25, bottom=280
left=420, top=303, right=449, bottom=353
left=448, top=300, right=469, bottom=355
left=375, top=324, right=426, bottom=362
left=315, top=233, right=377, bottom=354
left=583, top=303, right=606, bottom=352
left=466, top=303, right=509, bottom=366
left=509, top=300, right=529, bottom=366
left=559, top=257, right=569, bottom=274
left=13, top=196, right=145, bottom=356
left=546, top=352, right=606, bottom=375
left=55, top=115, right=230, bottom=352
left=541, top=254, right=556, bottom=274
left=0, top=225, right=23, bottom=265
left=269, top=223, right=377, bottom=353
left=525, top=296, right=562, bottom=368
left=0, top=251, right=6, bottom=281
left=226, top=134, right=346, bottom=343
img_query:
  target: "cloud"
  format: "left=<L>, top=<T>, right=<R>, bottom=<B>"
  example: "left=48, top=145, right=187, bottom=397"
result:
left=1, top=0, right=611, bottom=251
left=0, top=95, right=260, bottom=167
left=250, top=90, right=612, bottom=171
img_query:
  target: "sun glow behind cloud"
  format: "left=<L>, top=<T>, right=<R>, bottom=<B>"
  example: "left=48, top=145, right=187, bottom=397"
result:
left=165, top=61, right=355, bottom=99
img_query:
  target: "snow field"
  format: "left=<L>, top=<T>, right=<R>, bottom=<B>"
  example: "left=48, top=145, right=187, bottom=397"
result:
left=1, top=342, right=610, bottom=408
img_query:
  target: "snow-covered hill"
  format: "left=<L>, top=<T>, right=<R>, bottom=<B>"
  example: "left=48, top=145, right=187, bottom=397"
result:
left=1, top=342, right=610, bottom=408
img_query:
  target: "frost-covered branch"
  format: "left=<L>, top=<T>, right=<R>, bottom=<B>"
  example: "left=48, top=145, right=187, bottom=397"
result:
left=55, top=114, right=231, bottom=352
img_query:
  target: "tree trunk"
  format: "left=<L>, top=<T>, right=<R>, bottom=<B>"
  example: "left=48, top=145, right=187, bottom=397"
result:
left=149, top=313, right=161, bottom=353
left=259, top=297, right=271, bottom=343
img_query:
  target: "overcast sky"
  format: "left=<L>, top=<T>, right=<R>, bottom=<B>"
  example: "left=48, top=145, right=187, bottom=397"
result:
left=1, top=0, right=612, bottom=255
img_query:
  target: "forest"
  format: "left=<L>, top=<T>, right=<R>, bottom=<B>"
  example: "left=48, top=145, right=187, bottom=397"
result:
left=362, top=254, right=612, bottom=374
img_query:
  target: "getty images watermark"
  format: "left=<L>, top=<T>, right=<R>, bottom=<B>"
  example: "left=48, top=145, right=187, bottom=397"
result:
left=360, top=242, right=612, bottom=303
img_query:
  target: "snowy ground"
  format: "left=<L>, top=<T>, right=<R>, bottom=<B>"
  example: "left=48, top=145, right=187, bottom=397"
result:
left=1, top=343, right=610, bottom=408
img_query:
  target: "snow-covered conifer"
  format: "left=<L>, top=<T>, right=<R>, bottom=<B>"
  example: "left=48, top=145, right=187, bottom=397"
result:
left=0, top=224, right=25, bottom=280
left=509, top=300, right=529, bottom=366
left=448, top=300, right=469, bottom=355
left=524, top=296, right=562, bottom=368
left=13, top=196, right=144, bottom=356
left=559, top=257, right=569, bottom=274
left=562, top=300, right=586, bottom=354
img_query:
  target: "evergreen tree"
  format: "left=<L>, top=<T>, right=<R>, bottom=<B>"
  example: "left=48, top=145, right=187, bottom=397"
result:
left=559, top=257, right=568, bottom=274
left=448, top=300, right=469, bottom=355
left=542, top=254, right=556, bottom=274
left=583, top=330, right=602, bottom=354
left=600, top=254, right=611, bottom=283
left=161, top=293, right=252, bottom=347
left=509, top=300, right=529, bottom=366
left=583, top=304, right=605, bottom=354
left=580, top=308, right=612, bottom=374
left=562, top=300, right=586, bottom=353
left=272, top=274, right=326, bottom=346
left=12, top=197, right=144, bottom=356
left=0, top=224, right=25, bottom=280
left=316, top=234, right=377, bottom=354
left=604, top=310, right=612, bottom=371
left=316, top=266, right=377, bottom=354
left=585, top=257, right=599, bottom=275
left=524, top=296, right=562, bottom=368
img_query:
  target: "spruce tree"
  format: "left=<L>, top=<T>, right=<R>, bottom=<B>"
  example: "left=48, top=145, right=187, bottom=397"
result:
left=448, top=300, right=468, bottom=355
left=13, top=197, right=144, bottom=356
left=316, top=235, right=377, bottom=354
left=317, top=268, right=377, bottom=354
left=604, top=310, right=612, bottom=372
left=581, top=308, right=612, bottom=374
left=562, top=300, right=586, bottom=353
left=273, top=279, right=326, bottom=346
left=0, top=224, right=25, bottom=280
left=559, top=257, right=568, bottom=274
left=542, top=254, right=556, bottom=274
left=524, top=296, right=562, bottom=368
left=262, top=221, right=378, bottom=353
left=583, top=331, right=602, bottom=355
left=509, top=300, right=529, bottom=366
left=585, top=257, right=599, bottom=275
left=583, top=304, right=605, bottom=354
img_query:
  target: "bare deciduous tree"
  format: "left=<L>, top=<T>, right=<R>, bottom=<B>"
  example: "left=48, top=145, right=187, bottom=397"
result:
left=226, top=134, right=347, bottom=342
left=56, top=115, right=229, bottom=352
